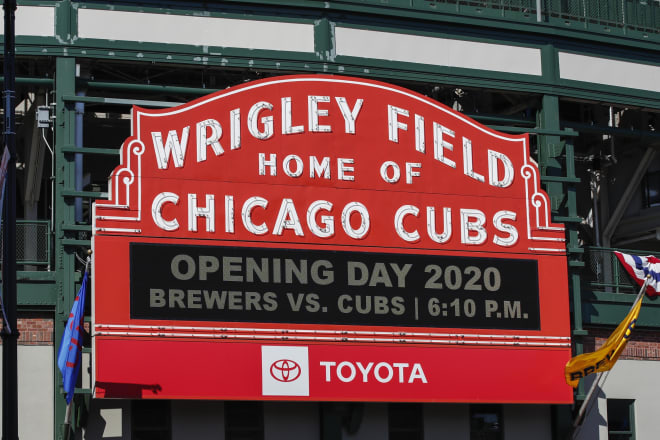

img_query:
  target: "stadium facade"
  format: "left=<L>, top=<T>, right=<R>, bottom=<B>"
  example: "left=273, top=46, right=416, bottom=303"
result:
left=1, top=1, right=660, bottom=439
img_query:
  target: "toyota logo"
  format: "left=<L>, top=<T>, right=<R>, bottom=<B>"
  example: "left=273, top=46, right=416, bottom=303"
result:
left=270, top=359, right=302, bottom=382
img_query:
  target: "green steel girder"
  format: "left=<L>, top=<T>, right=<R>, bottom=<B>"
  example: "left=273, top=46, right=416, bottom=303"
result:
left=0, top=272, right=57, bottom=306
left=60, top=146, right=118, bottom=156
left=53, top=56, right=81, bottom=440
left=60, top=189, right=107, bottom=198
left=61, top=94, right=179, bottom=108
left=585, top=292, right=660, bottom=327
left=0, top=76, right=54, bottom=85
left=68, top=0, right=660, bottom=49
left=536, top=94, right=584, bottom=397
left=6, top=0, right=660, bottom=110
left=16, top=273, right=57, bottom=306
left=12, top=45, right=659, bottom=110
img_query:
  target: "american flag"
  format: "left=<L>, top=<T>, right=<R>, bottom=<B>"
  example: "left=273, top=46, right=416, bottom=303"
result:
left=614, top=251, right=660, bottom=297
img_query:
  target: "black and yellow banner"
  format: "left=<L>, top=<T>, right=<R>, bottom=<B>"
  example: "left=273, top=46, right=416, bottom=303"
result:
left=564, top=295, right=643, bottom=387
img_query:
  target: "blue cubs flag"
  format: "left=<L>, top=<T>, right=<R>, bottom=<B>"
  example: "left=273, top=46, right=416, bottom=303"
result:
left=615, top=251, right=660, bottom=297
left=57, top=270, right=88, bottom=404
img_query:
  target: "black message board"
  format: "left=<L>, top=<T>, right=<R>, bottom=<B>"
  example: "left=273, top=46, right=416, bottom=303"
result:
left=130, top=243, right=540, bottom=330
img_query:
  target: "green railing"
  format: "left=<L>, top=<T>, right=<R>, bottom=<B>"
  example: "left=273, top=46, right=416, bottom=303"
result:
left=1, top=219, right=51, bottom=269
left=584, top=246, right=648, bottom=295
left=546, top=0, right=660, bottom=33
left=583, top=246, right=660, bottom=327
left=360, top=0, right=660, bottom=34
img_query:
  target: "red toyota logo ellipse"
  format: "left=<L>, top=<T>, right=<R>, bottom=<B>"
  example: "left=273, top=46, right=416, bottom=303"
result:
left=270, top=359, right=302, bottom=382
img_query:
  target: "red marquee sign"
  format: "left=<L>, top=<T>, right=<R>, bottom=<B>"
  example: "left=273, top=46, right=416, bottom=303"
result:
left=92, top=75, right=572, bottom=403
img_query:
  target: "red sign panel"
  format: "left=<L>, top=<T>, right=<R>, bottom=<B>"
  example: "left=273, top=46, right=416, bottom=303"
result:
left=93, top=75, right=572, bottom=403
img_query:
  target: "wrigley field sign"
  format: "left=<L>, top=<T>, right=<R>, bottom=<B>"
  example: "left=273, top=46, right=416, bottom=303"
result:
left=93, top=75, right=572, bottom=403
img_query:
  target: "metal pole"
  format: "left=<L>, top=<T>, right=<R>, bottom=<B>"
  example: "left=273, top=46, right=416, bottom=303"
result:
left=74, top=91, right=84, bottom=223
left=571, top=277, right=648, bottom=436
left=2, top=1, right=19, bottom=440
left=62, top=403, right=72, bottom=440
left=572, top=371, right=608, bottom=431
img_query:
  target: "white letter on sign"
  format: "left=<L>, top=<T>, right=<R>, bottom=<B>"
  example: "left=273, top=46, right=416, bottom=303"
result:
left=427, top=207, right=452, bottom=244
left=493, top=210, right=518, bottom=247
left=415, top=114, right=425, bottom=153
left=388, top=105, right=408, bottom=143
left=337, top=362, right=356, bottom=382
left=259, top=153, right=277, bottom=176
left=335, top=97, right=363, bottom=134
left=196, top=119, right=223, bottom=162
left=374, top=362, right=394, bottom=383
left=152, top=192, right=179, bottom=231
left=463, top=137, right=485, bottom=183
left=152, top=127, right=190, bottom=169
left=283, top=155, right=304, bottom=178
left=248, top=101, right=274, bottom=140
left=488, top=150, right=514, bottom=188
left=281, top=97, right=304, bottom=135
left=433, top=122, right=456, bottom=169
left=242, top=196, right=268, bottom=235
left=356, top=362, right=374, bottom=382
left=380, top=161, right=400, bottom=183
left=309, top=96, right=331, bottom=133
left=395, top=205, right=420, bottom=242
left=307, top=200, right=334, bottom=238
left=342, top=202, right=370, bottom=239
left=230, top=108, right=241, bottom=150
left=409, top=364, right=428, bottom=383
left=406, top=162, right=422, bottom=184
left=188, top=194, right=215, bottom=233
left=320, top=361, right=336, bottom=382
left=460, top=209, right=487, bottom=245
left=274, top=199, right=304, bottom=236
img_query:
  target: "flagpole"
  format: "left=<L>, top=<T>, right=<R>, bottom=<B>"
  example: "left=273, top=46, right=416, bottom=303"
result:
left=570, top=275, right=649, bottom=437
left=62, top=403, right=72, bottom=440
left=60, top=255, right=91, bottom=440
left=1, top=1, right=18, bottom=440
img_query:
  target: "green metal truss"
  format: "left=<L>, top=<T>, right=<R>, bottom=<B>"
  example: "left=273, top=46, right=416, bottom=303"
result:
left=53, top=56, right=84, bottom=440
left=7, top=0, right=660, bottom=110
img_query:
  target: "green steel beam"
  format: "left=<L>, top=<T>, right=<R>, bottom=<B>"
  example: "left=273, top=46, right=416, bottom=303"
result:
left=554, top=216, right=583, bottom=224
left=467, top=113, right=535, bottom=126
left=537, top=95, right=564, bottom=210
left=61, top=95, right=180, bottom=108
left=487, top=126, right=578, bottom=136
left=17, top=280, right=57, bottom=306
left=314, top=16, right=334, bottom=62
left=8, top=1, right=660, bottom=109
left=10, top=33, right=660, bottom=110
left=82, top=80, right=217, bottom=96
left=61, top=224, right=92, bottom=232
left=74, top=0, right=660, bottom=49
left=60, top=189, right=107, bottom=199
left=536, top=74, right=585, bottom=405
left=17, top=271, right=56, bottom=281
left=28, top=46, right=655, bottom=110
left=54, top=0, right=74, bottom=44
left=2, top=272, right=56, bottom=306
left=61, top=239, right=91, bottom=247
left=585, top=292, right=660, bottom=327
left=562, top=122, right=660, bottom=141
left=0, top=76, right=54, bottom=85
left=541, top=176, right=581, bottom=184
left=54, top=56, right=78, bottom=440
left=61, top=147, right=118, bottom=156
